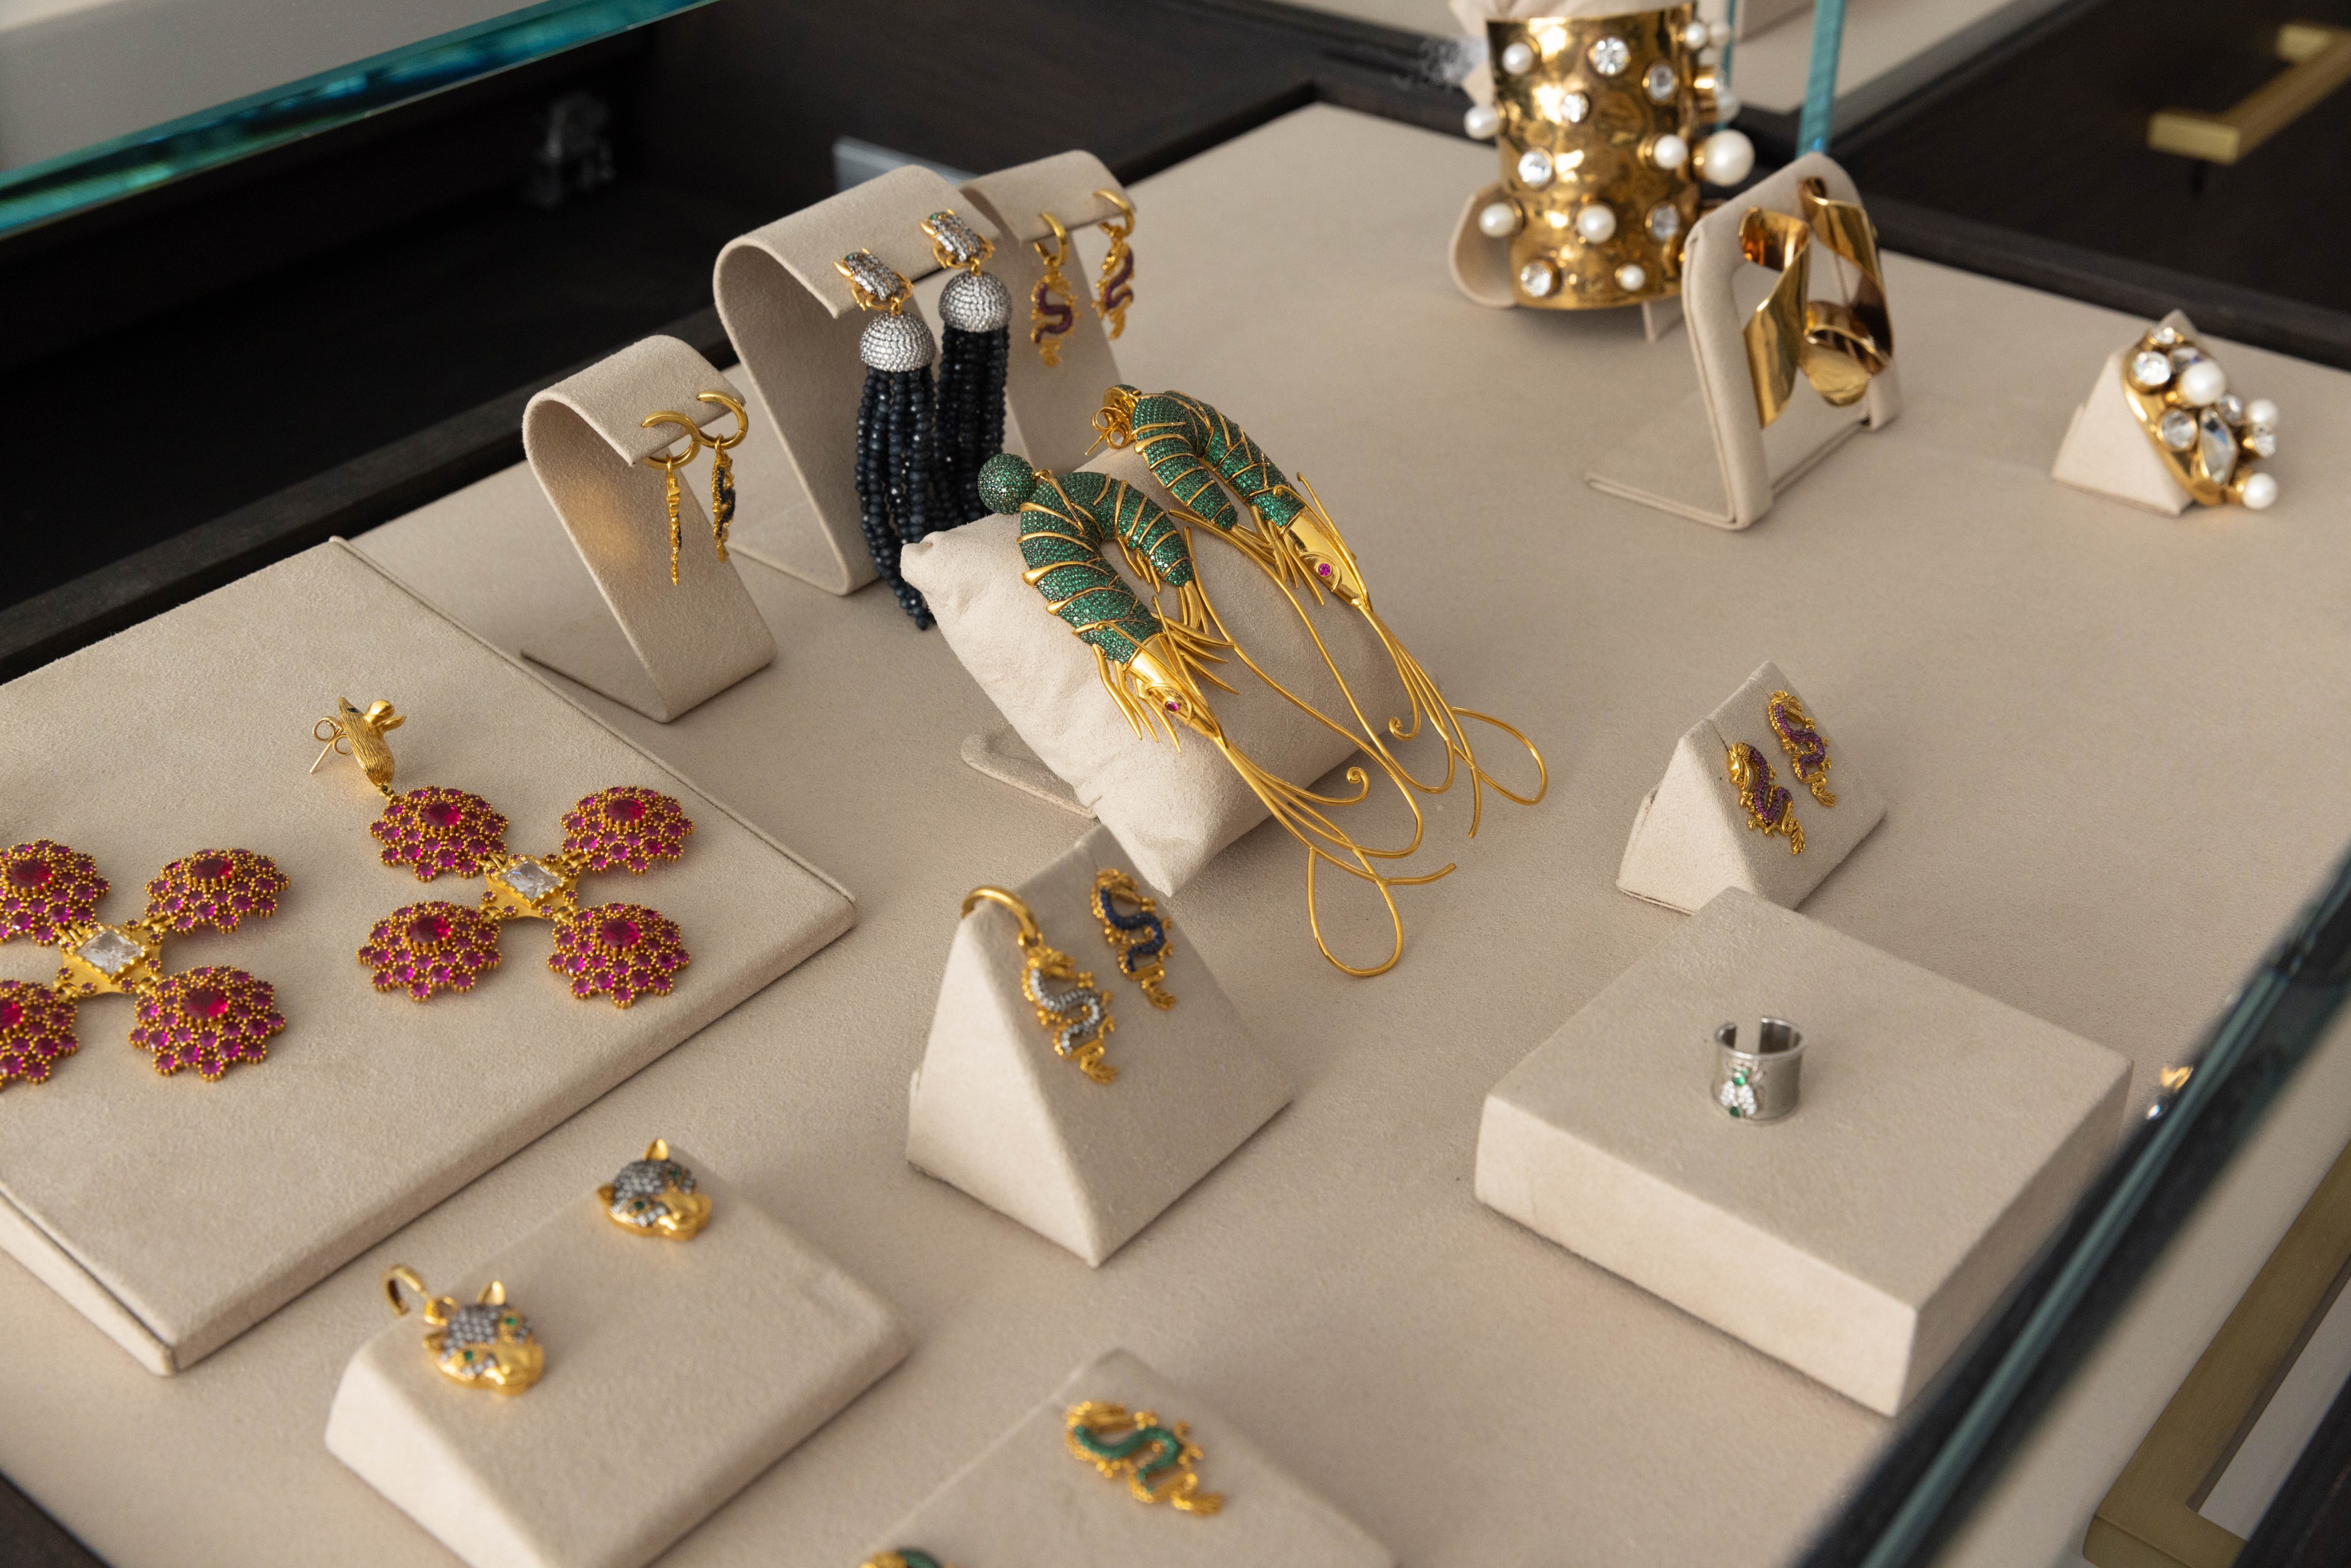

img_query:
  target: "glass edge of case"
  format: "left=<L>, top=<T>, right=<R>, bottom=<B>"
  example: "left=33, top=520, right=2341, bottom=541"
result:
left=0, top=0, right=716, bottom=240
left=1800, top=836, right=2351, bottom=1568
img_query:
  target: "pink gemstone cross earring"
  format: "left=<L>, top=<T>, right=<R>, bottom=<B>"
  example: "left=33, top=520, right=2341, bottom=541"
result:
left=312, top=699, right=693, bottom=1008
left=0, top=838, right=288, bottom=1088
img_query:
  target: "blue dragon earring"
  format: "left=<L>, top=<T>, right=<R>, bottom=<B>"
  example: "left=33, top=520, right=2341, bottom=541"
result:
left=1092, top=869, right=1174, bottom=1010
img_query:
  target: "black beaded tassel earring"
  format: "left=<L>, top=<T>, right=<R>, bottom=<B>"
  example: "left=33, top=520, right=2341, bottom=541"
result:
left=920, top=209, right=1011, bottom=525
left=836, top=249, right=947, bottom=627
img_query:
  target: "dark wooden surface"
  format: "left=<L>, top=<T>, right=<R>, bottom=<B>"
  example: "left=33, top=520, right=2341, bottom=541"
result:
left=0, top=1472, right=96, bottom=1568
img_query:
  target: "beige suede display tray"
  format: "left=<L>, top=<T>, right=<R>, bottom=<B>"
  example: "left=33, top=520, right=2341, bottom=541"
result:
left=327, top=1146, right=910, bottom=1568
left=0, top=542, right=853, bottom=1374
left=4, top=107, right=2350, bottom=1568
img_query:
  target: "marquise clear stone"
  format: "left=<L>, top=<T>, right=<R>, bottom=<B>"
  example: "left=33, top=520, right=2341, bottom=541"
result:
left=2159, top=410, right=2196, bottom=451
left=1589, top=35, right=1629, bottom=75
left=75, top=928, right=144, bottom=977
left=2129, top=350, right=2172, bottom=389
left=2199, top=410, right=2237, bottom=482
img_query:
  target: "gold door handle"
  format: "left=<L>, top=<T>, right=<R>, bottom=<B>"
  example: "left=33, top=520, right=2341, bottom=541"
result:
left=2148, top=21, right=2351, bottom=163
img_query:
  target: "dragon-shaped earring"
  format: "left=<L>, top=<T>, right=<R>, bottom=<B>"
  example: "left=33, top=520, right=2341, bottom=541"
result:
left=962, top=886, right=1116, bottom=1084
left=694, top=391, right=746, bottom=565
left=311, top=698, right=692, bottom=1007
left=1091, top=868, right=1174, bottom=1010
left=1728, top=740, right=1805, bottom=854
left=1029, top=209, right=1079, bottom=368
left=1766, top=689, right=1837, bottom=808
left=1093, top=385, right=1548, bottom=841
left=384, top=1266, right=544, bottom=1395
left=1065, top=1401, right=1224, bottom=1514
left=1090, top=188, right=1136, bottom=339
left=638, top=411, right=702, bottom=586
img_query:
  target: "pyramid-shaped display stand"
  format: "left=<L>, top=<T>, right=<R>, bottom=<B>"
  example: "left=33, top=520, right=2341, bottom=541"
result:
left=1477, top=890, right=2129, bottom=1416
left=1584, top=152, right=1901, bottom=530
left=1617, top=658, right=1884, bottom=913
left=861, top=1348, right=1393, bottom=1566
left=326, top=1146, right=910, bottom=1568
left=909, top=825, right=1289, bottom=1266
left=2051, top=309, right=2198, bottom=516
left=520, top=335, right=776, bottom=721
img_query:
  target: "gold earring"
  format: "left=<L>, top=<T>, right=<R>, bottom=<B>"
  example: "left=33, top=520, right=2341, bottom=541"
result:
left=694, top=392, right=746, bottom=563
left=961, top=886, right=1116, bottom=1083
left=639, top=413, right=703, bottom=585
left=1030, top=211, right=1079, bottom=368
left=1091, top=868, right=1174, bottom=1009
left=384, top=1266, right=545, bottom=1394
left=598, top=1138, right=711, bottom=1239
left=1091, top=189, right=1136, bottom=339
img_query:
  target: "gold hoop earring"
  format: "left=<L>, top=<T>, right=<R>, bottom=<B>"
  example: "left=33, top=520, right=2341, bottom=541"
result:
left=694, top=392, right=746, bottom=563
left=639, top=413, right=703, bottom=585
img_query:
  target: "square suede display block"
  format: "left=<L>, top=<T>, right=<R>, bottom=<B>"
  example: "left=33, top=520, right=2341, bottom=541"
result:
left=0, top=543, right=853, bottom=1373
left=1476, top=889, right=2129, bottom=1414
left=326, top=1146, right=910, bottom=1568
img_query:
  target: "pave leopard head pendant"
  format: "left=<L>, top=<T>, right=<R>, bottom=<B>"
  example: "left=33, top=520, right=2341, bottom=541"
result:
left=312, top=699, right=692, bottom=1008
left=598, top=1138, right=711, bottom=1240
left=384, top=1266, right=544, bottom=1395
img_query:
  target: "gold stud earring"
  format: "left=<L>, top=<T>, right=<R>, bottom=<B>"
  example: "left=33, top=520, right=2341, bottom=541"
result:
left=598, top=1138, right=711, bottom=1239
left=384, top=1266, right=544, bottom=1395
left=694, top=392, right=746, bottom=563
left=1091, top=189, right=1136, bottom=339
left=1030, top=211, right=1079, bottom=368
left=639, top=412, right=704, bottom=585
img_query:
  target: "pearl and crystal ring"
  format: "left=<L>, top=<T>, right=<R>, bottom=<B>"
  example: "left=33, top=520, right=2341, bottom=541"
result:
left=2119, top=323, right=2280, bottom=509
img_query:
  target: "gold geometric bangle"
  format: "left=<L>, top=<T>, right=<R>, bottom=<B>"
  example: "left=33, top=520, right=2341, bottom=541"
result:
left=1739, top=176, right=1893, bottom=427
left=961, top=887, right=1117, bottom=1084
left=2120, top=323, right=2281, bottom=509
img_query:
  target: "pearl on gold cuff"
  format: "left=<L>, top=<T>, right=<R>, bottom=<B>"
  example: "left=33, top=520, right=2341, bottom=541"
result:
left=1695, top=129, right=1754, bottom=185
left=1478, top=200, right=1522, bottom=238
left=1575, top=202, right=1617, bottom=242
left=1464, top=103, right=1501, bottom=140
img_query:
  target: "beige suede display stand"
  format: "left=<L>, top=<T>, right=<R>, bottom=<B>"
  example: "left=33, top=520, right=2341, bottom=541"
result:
left=958, top=151, right=1134, bottom=472
left=1477, top=889, right=2130, bottom=1416
left=2051, top=309, right=2199, bottom=516
left=909, top=825, right=1288, bottom=1266
left=519, top=336, right=777, bottom=721
left=326, top=1144, right=910, bottom=1568
left=861, top=1348, right=1393, bottom=1566
left=1618, top=659, right=1884, bottom=912
left=901, top=443, right=1412, bottom=895
left=710, top=163, right=974, bottom=595
left=1586, top=153, right=1902, bottom=528
left=0, top=542, right=853, bottom=1374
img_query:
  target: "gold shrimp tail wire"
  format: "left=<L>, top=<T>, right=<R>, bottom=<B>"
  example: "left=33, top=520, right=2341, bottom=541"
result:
left=1217, top=738, right=1452, bottom=977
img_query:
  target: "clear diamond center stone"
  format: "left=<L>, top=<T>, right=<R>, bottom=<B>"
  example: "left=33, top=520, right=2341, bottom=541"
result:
left=76, top=928, right=144, bottom=977
left=498, top=859, right=564, bottom=902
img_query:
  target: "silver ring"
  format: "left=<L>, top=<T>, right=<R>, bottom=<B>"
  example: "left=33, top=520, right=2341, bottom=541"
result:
left=1714, top=1018, right=1804, bottom=1122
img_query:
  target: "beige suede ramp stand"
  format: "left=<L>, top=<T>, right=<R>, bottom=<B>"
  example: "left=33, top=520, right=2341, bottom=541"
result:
left=713, top=163, right=976, bottom=597
left=2050, top=308, right=2205, bottom=516
left=0, top=542, right=853, bottom=1374
left=863, top=1347, right=1394, bottom=1566
left=901, top=443, right=1414, bottom=898
left=519, top=334, right=776, bottom=722
left=910, top=824, right=1289, bottom=1266
left=1618, top=658, right=1885, bottom=913
left=327, top=1146, right=910, bottom=1568
left=958, top=150, right=1134, bottom=473
left=1586, top=152, right=1903, bottom=529
left=1477, top=889, right=2130, bottom=1416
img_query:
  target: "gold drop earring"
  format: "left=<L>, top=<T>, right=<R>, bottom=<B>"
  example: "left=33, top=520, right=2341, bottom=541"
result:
left=1092, top=189, right=1136, bottom=339
left=639, top=412, right=703, bottom=585
left=1030, top=211, right=1079, bottom=368
left=694, top=392, right=746, bottom=565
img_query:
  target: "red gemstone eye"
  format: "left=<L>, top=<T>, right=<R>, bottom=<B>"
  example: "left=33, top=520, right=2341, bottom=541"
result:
left=0, top=999, right=20, bottom=1030
left=181, top=987, right=231, bottom=1020
left=598, top=917, right=643, bottom=948
left=420, top=800, right=464, bottom=830
left=409, top=912, right=453, bottom=944
left=6, top=858, right=50, bottom=889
